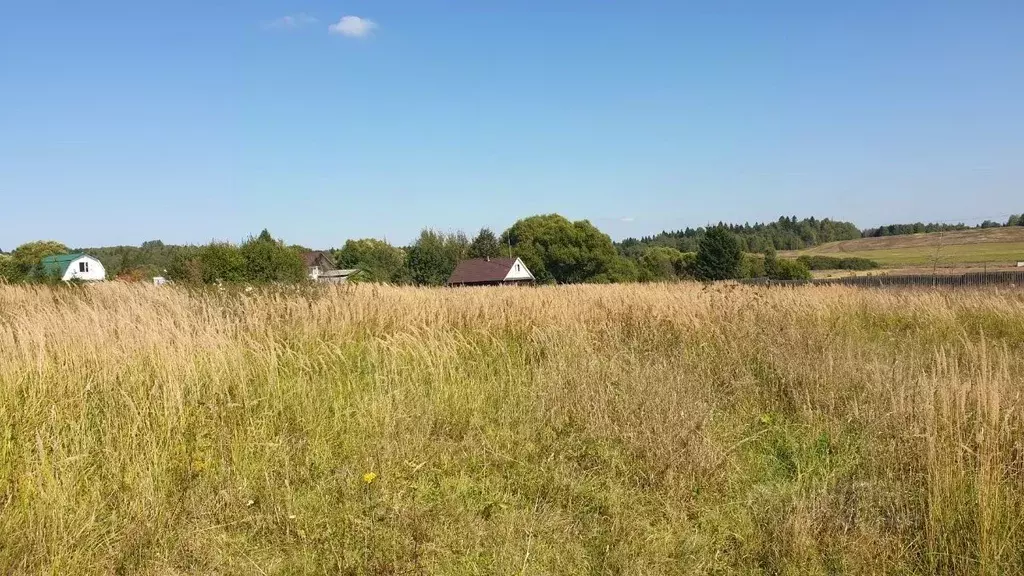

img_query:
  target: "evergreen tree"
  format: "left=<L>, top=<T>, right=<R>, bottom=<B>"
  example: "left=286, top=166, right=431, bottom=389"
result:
left=695, top=225, right=742, bottom=281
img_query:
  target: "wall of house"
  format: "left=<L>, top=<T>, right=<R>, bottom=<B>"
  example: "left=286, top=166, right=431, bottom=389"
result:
left=503, top=258, right=534, bottom=281
left=62, top=256, right=106, bottom=282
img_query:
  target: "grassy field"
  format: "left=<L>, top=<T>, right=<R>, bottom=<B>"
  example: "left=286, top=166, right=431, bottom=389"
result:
left=2, top=283, right=1024, bottom=574
left=782, top=227, right=1024, bottom=267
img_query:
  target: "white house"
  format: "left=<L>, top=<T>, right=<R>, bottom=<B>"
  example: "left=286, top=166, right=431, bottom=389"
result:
left=40, top=253, right=106, bottom=282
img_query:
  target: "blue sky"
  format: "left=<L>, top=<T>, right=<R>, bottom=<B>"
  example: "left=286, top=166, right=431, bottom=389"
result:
left=1, top=1, right=1022, bottom=249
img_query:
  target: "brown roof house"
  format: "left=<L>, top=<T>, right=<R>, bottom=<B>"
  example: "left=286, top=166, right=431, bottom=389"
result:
left=447, top=257, right=535, bottom=287
left=301, top=251, right=360, bottom=284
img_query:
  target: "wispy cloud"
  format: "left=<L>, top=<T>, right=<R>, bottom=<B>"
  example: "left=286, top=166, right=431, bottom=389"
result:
left=620, top=217, right=636, bottom=223
left=264, top=13, right=318, bottom=30
left=329, top=15, right=377, bottom=38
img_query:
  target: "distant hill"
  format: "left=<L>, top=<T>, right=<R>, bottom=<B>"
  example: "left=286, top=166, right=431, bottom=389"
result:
left=781, top=227, right=1024, bottom=267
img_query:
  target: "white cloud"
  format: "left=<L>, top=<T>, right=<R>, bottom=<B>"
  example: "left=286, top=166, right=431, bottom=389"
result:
left=265, top=13, right=318, bottom=29
left=620, top=217, right=636, bottom=223
left=329, top=16, right=377, bottom=38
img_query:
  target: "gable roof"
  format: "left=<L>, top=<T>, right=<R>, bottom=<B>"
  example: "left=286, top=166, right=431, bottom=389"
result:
left=448, top=258, right=523, bottom=285
left=40, top=253, right=88, bottom=277
left=301, top=251, right=335, bottom=269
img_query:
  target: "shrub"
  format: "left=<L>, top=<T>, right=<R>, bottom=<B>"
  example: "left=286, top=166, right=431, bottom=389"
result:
left=797, top=255, right=879, bottom=270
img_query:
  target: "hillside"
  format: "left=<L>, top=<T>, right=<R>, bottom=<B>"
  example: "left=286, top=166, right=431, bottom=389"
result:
left=782, top=227, right=1024, bottom=267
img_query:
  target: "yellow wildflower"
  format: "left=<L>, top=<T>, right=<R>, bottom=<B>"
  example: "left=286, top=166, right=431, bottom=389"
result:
left=363, top=472, right=378, bottom=485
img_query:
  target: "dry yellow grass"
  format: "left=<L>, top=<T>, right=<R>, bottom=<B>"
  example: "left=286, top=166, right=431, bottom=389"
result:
left=1, top=282, right=1023, bottom=574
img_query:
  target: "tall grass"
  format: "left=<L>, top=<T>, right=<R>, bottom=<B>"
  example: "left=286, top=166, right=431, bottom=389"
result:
left=1, top=282, right=1023, bottom=574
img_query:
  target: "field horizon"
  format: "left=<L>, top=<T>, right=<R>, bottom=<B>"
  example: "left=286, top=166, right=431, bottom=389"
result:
left=781, top=227, right=1024, bottom=268
left=2, top=282, right=1023, bottom=574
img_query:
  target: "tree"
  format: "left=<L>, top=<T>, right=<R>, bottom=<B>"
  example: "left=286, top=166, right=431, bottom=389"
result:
left=335, top=238, right=410, bottom=284
left=467, top=228, right=504, bottom=259
left=407, top=230, right=468, bottom=286
left=0, top=254, right=17, bottom=283
left=1008, top=214, right=1022, bottom=227
left=10, top=240, right=69, bottom=281
left=240, top=229, right=306, bottom=283
left=502, top=214, right=621, bottom=284
left=695, top=225, right=742, bottom=281
left=638, top=246, right=686, bottom=282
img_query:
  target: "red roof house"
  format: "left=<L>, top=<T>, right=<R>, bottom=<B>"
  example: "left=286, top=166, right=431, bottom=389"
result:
left=447, top=257, right=535, bottom=286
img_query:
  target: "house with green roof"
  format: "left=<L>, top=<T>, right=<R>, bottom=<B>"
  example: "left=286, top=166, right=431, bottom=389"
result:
left=40, top=253, right=106, bottom=282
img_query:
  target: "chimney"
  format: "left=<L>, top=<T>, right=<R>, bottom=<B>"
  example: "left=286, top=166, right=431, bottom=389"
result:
left=486, top=256, right=490, bottom=262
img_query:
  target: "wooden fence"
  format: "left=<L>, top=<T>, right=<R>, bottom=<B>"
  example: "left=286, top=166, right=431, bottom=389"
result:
left=739, top=270, right=1024, bottom=289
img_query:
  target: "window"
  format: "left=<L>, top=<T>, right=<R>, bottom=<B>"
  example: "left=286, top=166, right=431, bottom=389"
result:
left=516, top=264, right=521, bottom=272
left=79, top=261, right=89, bottom=273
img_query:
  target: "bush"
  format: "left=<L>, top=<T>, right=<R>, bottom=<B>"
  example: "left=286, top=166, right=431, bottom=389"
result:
left=740, top=254, right=766, bottom=279
left=797, top=255, right=879, bottom=270
left=770, top=258, right=812, bottom=280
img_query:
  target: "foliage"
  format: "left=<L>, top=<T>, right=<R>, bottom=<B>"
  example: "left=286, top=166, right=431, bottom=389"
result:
left=197, top=243, right=246, bottom=283
left=503, top=214, right=623, bottom=284
left=740, top=253, right=766, bottom=279
left=77, top=240, right=184, bottom=279
left=637, top=246, right=686, bottom=281
left=467, top=228, right=505, bottom=260
left=239, top=230, right=307, bottom=284
left=407, top=229, right=468, bottom=286
left=765, top=255, right=812, bottom=281
left=695, top=225, right=742, bottom=281
left=7, top=240, right=69, bottom=281
left=335, top=238, right=410, bottom=284
left=858, top=219, right=1019, bottom=237
left=622, top=216, right=862, bottom=253
left=1008, top=214, right=1022, bottom=227
left=796, top=255, right=880, bottom=271
left=0, top=255, right=17, bottom=283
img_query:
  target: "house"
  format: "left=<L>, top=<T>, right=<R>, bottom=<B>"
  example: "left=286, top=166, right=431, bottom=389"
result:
left=301, top=251, right=337, bottom=280
left=300, top=251, right=360, bottom=284
left=40, top=253, right=106, bottom=282
left=447, top=257, right=535, bottom=287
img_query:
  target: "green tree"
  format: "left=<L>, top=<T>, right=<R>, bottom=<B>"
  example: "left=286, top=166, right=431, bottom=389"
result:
left=638, top=246, right=686, bottom=282
left=407, top=230, right=468, bottom=286
left=240, top=230, right=306, bottom=283
left=10, top=240, right=69, bottom=281
left=336, top=238, right=410, bottom=284
left=467, top=228, right=504, bottom=259
left=695, top=225, right=742, bottom=281
left=1008, top=214, right=1021, bottom=227
left=196, top=242, right=246, bottom=283
left=502, top=214, right=621, bottom=284
left=0, top=254, right=17, bottom=282
left=167, top=246, right=203, bottom=283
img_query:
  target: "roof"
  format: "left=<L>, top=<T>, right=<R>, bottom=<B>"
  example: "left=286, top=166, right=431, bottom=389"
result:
left=301, top=251, right=335, bottom=269
left=40, top=253, right=88, bottom=277
left=320, top=269, right=359, bottom=278
left=448, top=258, right=521, bottom=285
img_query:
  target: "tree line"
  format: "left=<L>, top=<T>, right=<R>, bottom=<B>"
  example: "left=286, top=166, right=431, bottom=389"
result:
left=6, top=211, right=1020, bottom=286
left=862, top=214, right=1024, bottom=237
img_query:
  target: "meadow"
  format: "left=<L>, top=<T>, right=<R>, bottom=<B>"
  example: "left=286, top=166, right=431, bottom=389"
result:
left=783, top=227, right=1024, bottom=268
left=1, top=282, right=1023, bottom=574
